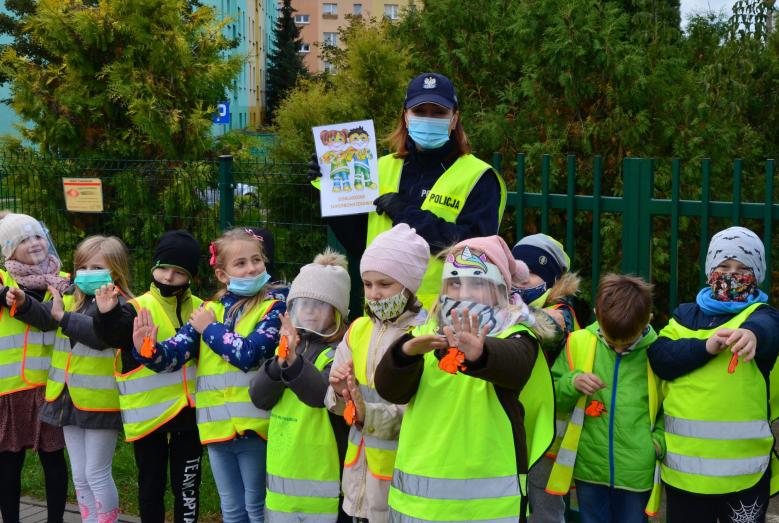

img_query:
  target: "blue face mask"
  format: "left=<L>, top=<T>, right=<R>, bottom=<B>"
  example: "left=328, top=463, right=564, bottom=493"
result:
left=227, top=272, right=271, bottom=297
left=512, top=282, right=547, bottom=305
left=407, top=115, right=452, bottom=150
left=74, top=269, right=113, bottom=296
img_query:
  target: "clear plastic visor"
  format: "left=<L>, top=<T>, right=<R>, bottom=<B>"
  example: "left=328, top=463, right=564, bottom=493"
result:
left=289, top=297, right=339, bottom=337
left=9, top=221, right=60, bottom=266
left=441, top=276, right=508, bottom=308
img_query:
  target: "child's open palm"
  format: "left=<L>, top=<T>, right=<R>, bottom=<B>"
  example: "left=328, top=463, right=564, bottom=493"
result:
left=95, top=284, right=119, bottom=313
left=443, top=308, right=490, bottom=361
left=132, top=308, right=158, bottom=358
left=47, top=286, right=65, bottom=321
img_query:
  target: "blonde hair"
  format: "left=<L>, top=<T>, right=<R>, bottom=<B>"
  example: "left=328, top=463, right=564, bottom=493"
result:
left=72, top=235, right=133, bottom=311
left=211, top=228, right=272, bottom=321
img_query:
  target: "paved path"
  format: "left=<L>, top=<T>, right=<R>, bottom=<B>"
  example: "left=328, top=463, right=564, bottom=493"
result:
left=6, top=498, right=140, bottom=523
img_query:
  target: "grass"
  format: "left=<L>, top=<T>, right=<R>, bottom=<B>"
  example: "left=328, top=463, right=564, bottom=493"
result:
left=21, top=437, right=222, bottom=521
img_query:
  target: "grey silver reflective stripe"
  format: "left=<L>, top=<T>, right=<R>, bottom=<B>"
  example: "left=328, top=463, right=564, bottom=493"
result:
left=0, top=334, right=32, bottom=351
left=67, top=374, right=118, bottom=391
left=267, top=473, right=339, bottom=498
left=347, top=425, right=398, bottom=451
left=555, top=447, right=577, bottom=468
left=389, top=508, right=518, bottom=523
left=54, top=337, right=70, bottom=353
left=42, top=330, right=56, bottom=345
left=392, top=469, right=520, bottom=501
left=664, top=452, right=769, bottom=477
left=555, top=420, right=567, bottom=437
left=71, top=343, right=115, bottom=359
left=359, top=384, right=383, bottom=403
left=121, top=398, right=180, bottom=424
left=197, top=402, right=269, bottom=423
left=325, top=349, right=335, bottom=359
left=117, top=366, right=196, bottom=396
left=0, top=362, right=23, bottom=379
left=0, top=356, right=50, bottom=379
left=653, top=463, right=661, bottom=485
left=25, top=357, right=50, bottom=371
left=197, top=371, right=254, bottom=391
left=264, top=508, right=335, bottom=522
left=570, top=407, right=584, bottom=426
left=664, top=415, right=772, bottom=440
left=48, top=367, right=66, bottom=384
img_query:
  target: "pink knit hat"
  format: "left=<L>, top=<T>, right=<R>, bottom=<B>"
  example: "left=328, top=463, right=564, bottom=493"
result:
left=451, top=235, right=516, bottom=287
left=360, top=224, right=430, bottom=292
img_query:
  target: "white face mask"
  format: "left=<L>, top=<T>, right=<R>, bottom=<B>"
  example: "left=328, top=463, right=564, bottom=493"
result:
left=366, top=290, right=409, bottom=322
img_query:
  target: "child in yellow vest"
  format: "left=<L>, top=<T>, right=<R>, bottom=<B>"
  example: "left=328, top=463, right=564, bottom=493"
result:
left=0, top=212, right=68, bottom=523
left=547, top=274, right=663, bottom=523
left=324, top=223, right=430, bottom=523
left=132, top=227, right=285, bottom=523
left=648, top=226, right=779, bottom=522
left=7, top=235, right=132, bottom=523
left=250, top=248, right=352, bottom=522
left=94, top=229, right=204, bottom=523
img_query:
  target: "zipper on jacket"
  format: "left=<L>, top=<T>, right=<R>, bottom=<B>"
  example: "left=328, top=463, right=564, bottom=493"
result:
left=609, top=354, right=622, bottom=488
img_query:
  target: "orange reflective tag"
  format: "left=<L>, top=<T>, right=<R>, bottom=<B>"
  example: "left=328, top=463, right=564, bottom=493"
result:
left=728, top=352, right=739, bottom=374
left=278, top=336, right=289, bottom=360
left=139, top=336, right=156, bottom=359
left=9, top=302, right=17, bottom=318
left=438, top=347, right=467, bottom=374
left=344, top=400, right=357, bottom=426
left=584, top=400, right=607, bottom=417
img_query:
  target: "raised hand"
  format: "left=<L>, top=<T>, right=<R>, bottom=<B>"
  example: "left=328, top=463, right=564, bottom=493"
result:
left=95, top=284, right=119, bottom=313
left=48, top=286, right=65, bottom=322
left=442, top=308, right=490, bottom=361
left=329, top=360, right=353, bottom=398
left=190, top=305, right=217, bottom=334
left=401, top=334, right=448, bottom=356
left=132, top=309, right=159, bottom=359
left=278, top=312, right=300, bottom=365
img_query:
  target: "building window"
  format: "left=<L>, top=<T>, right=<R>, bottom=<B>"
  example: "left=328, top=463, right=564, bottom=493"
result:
left=299, top=43, right=311, bottom=53
left=353, top=3, right=362, bottom=15
left=294, top=14, right=310, bottom=24
left=323, top=32, right=338, bottom=47
left=323, top=3, right=337, bottom=18
left=323, top=61, right=336, bottom=74
left=384, top=4, right=399, bottom=19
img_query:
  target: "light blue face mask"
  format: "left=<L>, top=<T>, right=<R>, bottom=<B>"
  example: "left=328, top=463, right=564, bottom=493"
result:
left=74, top=269, right=113, bottom=296
left=407, top=115, right=452, bottom=150
left=227, top=272, right=271, bottom=297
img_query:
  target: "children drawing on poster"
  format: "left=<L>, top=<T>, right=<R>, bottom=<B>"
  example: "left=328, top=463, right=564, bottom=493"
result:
left=347, top=126, right=376, bottom=190
left=319, top=129, right=352, bottom=192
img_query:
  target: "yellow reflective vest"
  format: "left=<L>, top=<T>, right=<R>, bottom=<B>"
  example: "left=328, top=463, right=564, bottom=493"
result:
left=366, top=154, right=506, bottom=310
left=388, top=323, right=554, bottom=522
left=0, top=269, right=57, bottom=395
left=46, top=294, right=119, bottom=411
left=265, top=345, right=341, bottom=521
left=196, top=299, right=277, bottom=444
left=343, top=317, right=400, bottom=480
left=114, top=291, right=201, bottom=441
left=545, top=328, right=662, bottom=516
left=658, top=302, right=778, bottom=495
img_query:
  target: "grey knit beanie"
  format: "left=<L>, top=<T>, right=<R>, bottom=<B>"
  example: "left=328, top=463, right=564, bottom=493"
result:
left=705, top=226, right=766, bottom=283
left=288, top=250, right=351, bottom=318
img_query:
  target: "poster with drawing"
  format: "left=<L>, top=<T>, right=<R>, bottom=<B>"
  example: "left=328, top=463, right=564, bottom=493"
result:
left=313, top=119, right=379, bottom=217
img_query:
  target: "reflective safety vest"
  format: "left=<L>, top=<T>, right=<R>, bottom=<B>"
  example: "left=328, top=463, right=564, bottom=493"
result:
left=545, top=329, right=662, bottom=516
left=0, top=269, right=57, bottom=396
left=46, top=295, right=119, bottom=411
left=388, top=323, right=554, bottom=522
left=114, top=293, right=201, bottom=442
left=266, top=346, right=341, bottom=522
left=343, top=317, right=399, bottom=480
left=659, top=302, right=777, bottom=495
left=366, top=154, right=507, bottom=310
left=196, top=299, right=277, bottom=444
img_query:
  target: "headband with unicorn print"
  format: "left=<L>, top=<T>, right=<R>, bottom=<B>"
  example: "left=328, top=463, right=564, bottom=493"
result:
left=443, top=245, right=505, bottom=287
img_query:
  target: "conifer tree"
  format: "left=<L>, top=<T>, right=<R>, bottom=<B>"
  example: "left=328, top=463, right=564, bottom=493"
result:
left=266, top=0, right=308, bottom=122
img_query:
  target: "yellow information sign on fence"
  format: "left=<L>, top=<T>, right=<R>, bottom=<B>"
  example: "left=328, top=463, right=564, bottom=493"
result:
left=62, top=178, right=103, bottom=212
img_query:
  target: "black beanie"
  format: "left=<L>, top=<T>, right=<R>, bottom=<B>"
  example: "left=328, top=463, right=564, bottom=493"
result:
left=245, top=227, right=275, bottom=277
left=152, top=230, right=201, bottom=279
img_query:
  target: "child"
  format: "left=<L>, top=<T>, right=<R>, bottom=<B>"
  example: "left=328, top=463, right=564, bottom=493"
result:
left=512, top=234, right=581, bottom=523
left=132, top=227, right=285, bottom=523
left=250, top=248, right=351, bottom=522
left=648, top=226, right=779, bottom=522
left=324, top=223, right=430, bottom=523
left=546, top=274, right=663, bottom=523
left=374, top=235, right=554, bottom=523
left=7, top=235, right=132, bottom=523
left=93, top=229, right=204, bottom=523
left=0, top=212, right=68, bottom=523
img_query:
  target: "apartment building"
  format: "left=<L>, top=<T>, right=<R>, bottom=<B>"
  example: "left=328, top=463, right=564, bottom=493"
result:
left=292, top=0, right=418, bottom=73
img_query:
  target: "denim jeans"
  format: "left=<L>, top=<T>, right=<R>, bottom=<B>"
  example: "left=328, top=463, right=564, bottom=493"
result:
left=574, top=480, right=650, bottom=523
left=207, top=433, right=267, bottom=523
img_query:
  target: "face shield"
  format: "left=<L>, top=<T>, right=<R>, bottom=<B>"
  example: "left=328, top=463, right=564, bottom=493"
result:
left=2, top=217, right=60, bottom=267
left=288, top=297, right=339, bottom=337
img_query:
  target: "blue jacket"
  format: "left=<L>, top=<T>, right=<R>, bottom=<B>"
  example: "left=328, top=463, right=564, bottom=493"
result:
left=648, top=300, right=779, bottom=381
left=326, top=137, right=501, bottom=257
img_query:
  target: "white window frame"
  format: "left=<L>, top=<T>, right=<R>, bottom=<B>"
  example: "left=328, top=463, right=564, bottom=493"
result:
left=299, top=42, right=311, bottom=53
left=294, top=14, right=310, bottom=24
left=384, top=4, right=399, bottom=20
left=323, top=32, right=338, bottom=46
left=323, top=3, right=337, bottom=16
left=353, top=3, right=363, bottom=15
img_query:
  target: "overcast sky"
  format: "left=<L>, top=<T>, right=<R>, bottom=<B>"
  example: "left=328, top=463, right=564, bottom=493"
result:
left=680, top=0, right=735, bottom=22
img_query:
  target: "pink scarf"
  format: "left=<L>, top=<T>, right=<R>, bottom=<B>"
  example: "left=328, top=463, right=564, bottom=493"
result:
left=4, top=256, right=71, bottom=293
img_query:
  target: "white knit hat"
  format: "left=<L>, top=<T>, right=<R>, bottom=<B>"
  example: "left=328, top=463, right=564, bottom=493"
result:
left=360, top=224, right=430, bottom=292
left=705, top=226, right=766, bottom=283
left=288, top=250, right=351, bottom=318
left=0, top=213, right=47, bottom=259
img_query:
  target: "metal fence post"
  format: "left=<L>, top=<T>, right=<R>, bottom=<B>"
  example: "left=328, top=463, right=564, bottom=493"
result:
left=219, top=155, right=234, bottom=230
left=621, top=158, right=640, bottom=275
